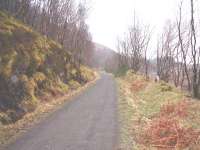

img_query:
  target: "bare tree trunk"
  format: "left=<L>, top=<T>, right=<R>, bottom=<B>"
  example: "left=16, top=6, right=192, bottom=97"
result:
left=190, top=0, right=200, bottom=98
left=177, top=1, right=191, bottom=91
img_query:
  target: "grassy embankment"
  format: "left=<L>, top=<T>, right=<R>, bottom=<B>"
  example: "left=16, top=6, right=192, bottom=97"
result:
left=0, top=11, right=97, bottom=146
left=117, top=70, right=200, bottom=150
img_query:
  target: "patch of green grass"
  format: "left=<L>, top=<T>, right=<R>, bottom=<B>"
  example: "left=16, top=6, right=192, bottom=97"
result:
left=117, top=79, right=136, bottom=150
left=137, top=82, right=184, bottom=118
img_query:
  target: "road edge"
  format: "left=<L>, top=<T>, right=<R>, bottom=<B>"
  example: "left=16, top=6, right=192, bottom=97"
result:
left=0, top=72, right=100, bottom=148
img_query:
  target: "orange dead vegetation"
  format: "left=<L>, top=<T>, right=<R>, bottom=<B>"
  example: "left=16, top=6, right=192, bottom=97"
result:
left=139, top=100, right=200, bottom=149
left=160, top=100, right=190, bottom=118
left=142, top=117, right=200, bottom=149
left=130, top=80, right=147, bottom=92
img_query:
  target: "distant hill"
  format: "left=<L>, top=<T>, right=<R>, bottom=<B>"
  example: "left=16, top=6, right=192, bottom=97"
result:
left=91, top=43, right=119, bottom=72
left=90, top=43, right=158, bottom=75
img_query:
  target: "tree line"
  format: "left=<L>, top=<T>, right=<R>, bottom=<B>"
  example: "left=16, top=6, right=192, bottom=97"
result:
left=117, top=14, right=151, bottom=78
left=117, top=0, right=200, bottom=99
left=0, top=0, right=93, bottom=67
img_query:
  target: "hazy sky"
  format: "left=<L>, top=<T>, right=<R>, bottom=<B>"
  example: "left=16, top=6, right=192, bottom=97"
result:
left=87, top=0, right=181, bottom=54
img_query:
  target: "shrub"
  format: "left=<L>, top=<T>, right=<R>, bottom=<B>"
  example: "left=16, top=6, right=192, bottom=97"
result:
left=160, top=102, right=176, bottom=116
left=68, top=80, right=81, bottom=90
left=0, top=75, right=36, bottom=110
left=160, top=82, right=173, bottom=92
left=6, top=109, right=26, bottom=123
left=139, top=100, right=200, bottom=149
left=40, top=77, right=69, bottom=96
left=160, top=100, right=190, bottom=118
left=40, top=78, right=53, bottom=91
left=71, top=69, right=77, bottom=77
left=130, top=80, right=147, bottom=92
left=57, top=81, right=69, bottom=93
left=141, top=117, right=200, bottom=149
left=32, top=72, right=46, bottom=87
left=80, top=66, right=94, bottom=82
left=125, top=70, right=141, bottom=81
left=126, top=70, right=136, bottom=76
left=0, top=51, right=17, bottom=79
left=114, top=65, right=129, bottom=77
left=18, top=75, right=36, bottom=99
left=0, top=112, right=12, bottom=125
left=19, top=98, right=38, bottom=113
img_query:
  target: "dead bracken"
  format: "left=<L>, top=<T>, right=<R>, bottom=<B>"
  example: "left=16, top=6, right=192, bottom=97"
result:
left=130, top=80, right=147, bottom=92
left=139, top=100, right=200, bottom=149
left=160, top=100, right=190, bottom=118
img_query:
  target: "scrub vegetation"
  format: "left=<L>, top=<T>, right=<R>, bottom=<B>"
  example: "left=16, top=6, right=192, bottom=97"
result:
left=0, top=11, right=95, bottom=125
left=117, top=70, right=200, bottom=150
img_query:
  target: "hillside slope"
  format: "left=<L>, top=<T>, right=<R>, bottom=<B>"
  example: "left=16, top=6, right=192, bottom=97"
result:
left=0, top=11, right=95, bottom=124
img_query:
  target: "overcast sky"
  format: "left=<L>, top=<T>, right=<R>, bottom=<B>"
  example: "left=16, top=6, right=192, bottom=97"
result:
left=86, top=0, right=183, bottom=56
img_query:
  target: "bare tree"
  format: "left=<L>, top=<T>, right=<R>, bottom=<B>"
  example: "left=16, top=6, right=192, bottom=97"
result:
left=117, top=37, right=129, bottom=69
left=117, top=14, right=152, bottom=74
left=176, top=1, right=191, bottom=90
left=143, top=27, right=152, bottom=79
left=190, top=0, right=200, bottom=98
left=0, top=0, right=94, bottom=69
left=157, top=21, right=176, bottom=82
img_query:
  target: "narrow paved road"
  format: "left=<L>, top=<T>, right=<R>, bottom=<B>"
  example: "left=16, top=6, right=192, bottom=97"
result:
left=5, top=73, right=118, bottom=150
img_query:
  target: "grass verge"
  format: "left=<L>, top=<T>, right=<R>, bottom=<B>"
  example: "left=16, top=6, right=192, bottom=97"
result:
left=117, top=70, right=200, bottom=150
